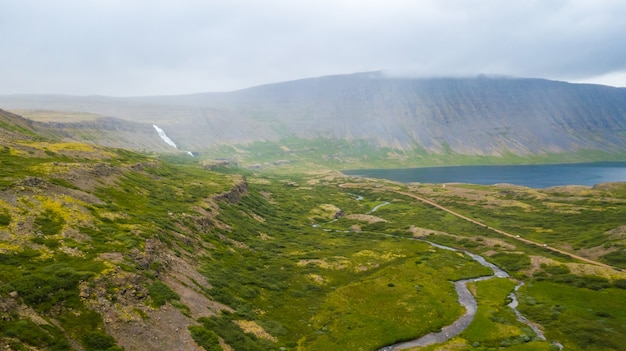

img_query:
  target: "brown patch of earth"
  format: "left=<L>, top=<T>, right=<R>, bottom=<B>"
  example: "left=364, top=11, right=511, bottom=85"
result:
left=408, top=226, right=447, bottom=237
left=525, top=255, right=626, bottom=280
left=218, top=233, right=250, bottom=249
left=408, top=227, right=516, bottom=251
left=106, top=304, right=204, bottom=351
left=161, top=248, right=232, bottom=318
left=219, top=337, right=233, bottom=351
left=543, top=185, right=592, bottom=194
left=575, top=245, right=618, bottom=261
left=259, top=190, right=275, bottom=204
left=308, top=274, right=326, bottom=284
left=566, top=262, right=626, bottom=280
left=482, top=250, right=499, bottom=257
left=90, top=242, right=232, bottom=351
left=525, top=255, right=555, bottom=276
left=345, top=214, right=386, bottom=224
left=259, top=232, right=273, bottom=240
left=297, top=258, right=348, bottom=270
left=251, top=213, right=265, bottom=222
left=233, top=320, right=277, bottom=342
left=479, top=237, right=516, bottom=250
left=607, top=225, right=626, bottom=241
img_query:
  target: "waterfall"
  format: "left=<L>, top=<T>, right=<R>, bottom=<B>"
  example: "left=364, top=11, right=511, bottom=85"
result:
left=152, top=124, right=177, bottom=149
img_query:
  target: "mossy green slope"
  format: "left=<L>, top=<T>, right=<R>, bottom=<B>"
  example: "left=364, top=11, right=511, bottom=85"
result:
left=0, top=109, right=236, bottom=350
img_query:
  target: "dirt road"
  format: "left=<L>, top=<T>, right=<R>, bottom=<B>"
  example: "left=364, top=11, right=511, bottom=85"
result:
left=396, top=191, right=616, bottom=270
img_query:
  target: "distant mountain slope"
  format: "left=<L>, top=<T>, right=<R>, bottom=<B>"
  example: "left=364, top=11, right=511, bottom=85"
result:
left=2, top=73, right=626, bottom=157
left=0, top=108, right=47, bottom=141
left=42, top=116, right=178, bottom=152
left=172, top=73, right=626, bottom=155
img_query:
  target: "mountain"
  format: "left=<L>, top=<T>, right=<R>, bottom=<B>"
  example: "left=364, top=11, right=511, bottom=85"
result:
left=2, top=73, right=626, bottom=160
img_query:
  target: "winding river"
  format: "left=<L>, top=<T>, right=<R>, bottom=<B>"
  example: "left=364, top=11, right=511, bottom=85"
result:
left=315, top=197, right=555, bottom=350
left=378, top=242, right=520, bottom=351
left=367, top=201, right=390, bottom=214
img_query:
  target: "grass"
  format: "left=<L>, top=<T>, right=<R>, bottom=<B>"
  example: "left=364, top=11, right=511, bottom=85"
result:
left=518, top=281, right=626, bottom=350
left=7, top=109, right=104, bottom=122
left=302, top=254, right=490, bottom=350
left=147, top=281, right=180, bottom=307
left=195, top=171, right=626, bottom=350
left=189, top=326, right=222, bottom=351
left=407, top=182, right=626, bottom=268
left=461, top=278, right=550, bottom=349
left=34, top=208, right=66, bottom=236
left=0, top=318, right=71, bottom=351
left=196, top=178, right=504, bottom=350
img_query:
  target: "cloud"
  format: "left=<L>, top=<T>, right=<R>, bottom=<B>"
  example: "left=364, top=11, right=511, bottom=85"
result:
left=1, top=0, right=625, bottom=95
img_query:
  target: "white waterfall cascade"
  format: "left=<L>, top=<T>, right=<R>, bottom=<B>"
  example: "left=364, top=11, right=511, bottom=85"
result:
left=152, top=124, right=178, bottom=149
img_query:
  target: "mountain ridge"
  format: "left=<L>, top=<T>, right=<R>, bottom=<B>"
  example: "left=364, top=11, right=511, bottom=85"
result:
left=2, top=73, right=626, bottom=161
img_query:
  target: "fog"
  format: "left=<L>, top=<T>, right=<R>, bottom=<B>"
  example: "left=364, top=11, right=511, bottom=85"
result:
left=1, top=0, right=625, bottom=96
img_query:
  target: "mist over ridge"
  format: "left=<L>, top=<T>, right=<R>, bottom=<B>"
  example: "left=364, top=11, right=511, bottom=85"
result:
left=1, top=73, right=626, bottom=159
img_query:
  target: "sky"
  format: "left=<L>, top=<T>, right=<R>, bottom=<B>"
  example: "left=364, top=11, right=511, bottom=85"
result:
left=1, top=0, right=626, bottom=96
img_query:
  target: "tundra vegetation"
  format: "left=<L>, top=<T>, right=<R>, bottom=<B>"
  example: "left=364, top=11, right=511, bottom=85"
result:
left=1, top=110, right=626, bottom=350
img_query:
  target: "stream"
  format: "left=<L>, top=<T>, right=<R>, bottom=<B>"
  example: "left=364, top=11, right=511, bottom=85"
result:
left=378, top=242, right=519, bottom=350
left=313, top=199, right=555, bottom=350
left=367, top=201, right=390, bottom=214
left=377, top=234, right=558, bottom=350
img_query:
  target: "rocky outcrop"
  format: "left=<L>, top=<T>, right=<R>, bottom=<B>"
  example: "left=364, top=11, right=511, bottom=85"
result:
left=83, top=238, right=226, bottom=351
left=214, top=176, right=248, bottom=203
left=19, top=176, right=49, bottom=188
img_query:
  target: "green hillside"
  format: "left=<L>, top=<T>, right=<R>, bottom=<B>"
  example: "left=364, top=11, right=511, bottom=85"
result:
left=1, top=109, right=626, bottom=351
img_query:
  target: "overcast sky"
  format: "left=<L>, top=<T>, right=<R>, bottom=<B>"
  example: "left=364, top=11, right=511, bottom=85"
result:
left=1, top=0, right=625, bottom=96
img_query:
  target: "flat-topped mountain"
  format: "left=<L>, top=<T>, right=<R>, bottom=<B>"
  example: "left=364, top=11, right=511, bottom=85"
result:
left=2, top=73, right=626, bottom=158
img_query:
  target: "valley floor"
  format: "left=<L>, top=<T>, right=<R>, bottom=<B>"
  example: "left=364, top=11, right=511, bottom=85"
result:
left=2, top=129, right=626, bottom=351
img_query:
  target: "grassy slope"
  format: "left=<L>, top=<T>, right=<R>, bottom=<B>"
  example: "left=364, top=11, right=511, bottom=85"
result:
left=397, top=181, right=626, bottom=351
left=518, top=281, right=626, bottom=350
left=0, top=117, right=236, bottom=350
left=7, top=109, right=104, bottom=122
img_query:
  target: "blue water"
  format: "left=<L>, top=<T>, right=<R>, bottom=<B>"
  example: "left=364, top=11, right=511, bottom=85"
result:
left=342, top=162, right=626, bottom=188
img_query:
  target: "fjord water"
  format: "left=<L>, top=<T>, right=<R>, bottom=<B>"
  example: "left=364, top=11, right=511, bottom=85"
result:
left=343, top=162, right=626, bottom=188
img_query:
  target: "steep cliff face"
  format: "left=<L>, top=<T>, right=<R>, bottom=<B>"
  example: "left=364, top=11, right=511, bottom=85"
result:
left=2, top=73, right=626, bottom=156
